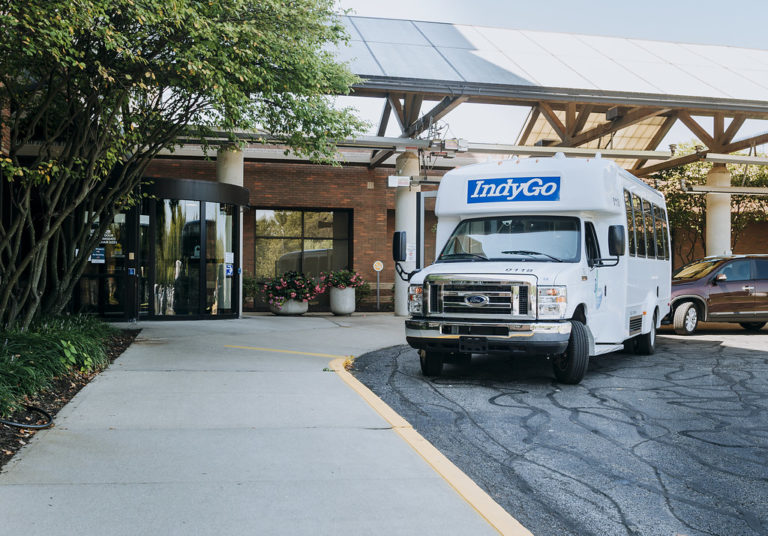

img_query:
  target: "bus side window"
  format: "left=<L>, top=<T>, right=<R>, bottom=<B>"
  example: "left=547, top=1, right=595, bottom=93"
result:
left=624, top=190, right=636, bottom=256
left=633, top=193, right=646, bottom=257
left=643, top=200, right=655, bottom=258
left=654, top=205, right=666, bottom=260
left=660, top=209, right=669, bottom=260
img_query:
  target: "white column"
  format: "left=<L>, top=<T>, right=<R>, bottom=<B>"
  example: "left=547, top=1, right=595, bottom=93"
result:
left=216, top=145, right=245, bottom=317
left=216, top=144, right=244, bottom=187
left=705, top=164, right=732, bottom=256
left=394, top=151, right=420, bottom=317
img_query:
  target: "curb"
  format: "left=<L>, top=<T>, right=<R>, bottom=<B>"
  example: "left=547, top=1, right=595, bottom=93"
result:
left=329, top=358, right=533, bottom=536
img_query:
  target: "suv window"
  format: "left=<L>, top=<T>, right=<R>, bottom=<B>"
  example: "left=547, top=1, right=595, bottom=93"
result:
left=718, top=260, right=752, bottom=282
left=673, top=258, right=722, bottom=280
left=756, top=259, right=768, bottom=279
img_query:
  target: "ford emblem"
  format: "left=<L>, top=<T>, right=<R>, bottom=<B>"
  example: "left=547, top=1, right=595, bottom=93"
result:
left=465, top=295, right=490, bottom=307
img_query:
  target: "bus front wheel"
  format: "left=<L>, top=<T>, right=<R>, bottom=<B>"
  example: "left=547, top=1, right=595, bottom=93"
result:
left=553, top=320, right=589, bottom=384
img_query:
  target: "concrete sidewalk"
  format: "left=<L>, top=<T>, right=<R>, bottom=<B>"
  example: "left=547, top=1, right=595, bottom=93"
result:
left=0, top=313, right=501, bottom=535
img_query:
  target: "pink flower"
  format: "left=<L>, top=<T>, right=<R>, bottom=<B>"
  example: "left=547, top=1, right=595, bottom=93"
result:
left=290, top=292, right=296, bottom=298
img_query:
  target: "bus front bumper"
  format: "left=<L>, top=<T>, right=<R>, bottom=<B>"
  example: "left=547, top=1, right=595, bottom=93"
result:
left=405, top=319, right=571, bottom=355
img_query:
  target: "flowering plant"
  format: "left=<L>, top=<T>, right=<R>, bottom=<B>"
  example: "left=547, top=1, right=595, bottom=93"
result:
left=262, top=271, right=325, bottom=308
left=322, top=269, right=365, bottom=289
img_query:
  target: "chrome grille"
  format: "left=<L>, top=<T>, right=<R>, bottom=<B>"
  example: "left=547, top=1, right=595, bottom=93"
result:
left=425, top=275, right=535, bottom=320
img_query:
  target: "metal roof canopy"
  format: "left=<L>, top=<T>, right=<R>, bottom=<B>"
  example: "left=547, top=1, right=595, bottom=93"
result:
left=336, top=16, right=768, bottom=175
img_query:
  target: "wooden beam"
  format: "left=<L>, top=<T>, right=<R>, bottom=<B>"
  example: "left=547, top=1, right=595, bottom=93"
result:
left=713, top=112, right=724, bottom=143
left=571, top=104, right=594, bottom=138
left=632, top=114, right=678, bottom=170
left=565, top=103, right=576, bottom=136
left=376, top=100, right=392, bottom=137
left=517, top=108, right=540, bottom=145
left=369, top=149, right=394, bottom=169
left=677, top=111, right=716, bottom=148
left=403, top=96, right=468, bottom=138
left=720, top=114, right=747, bottom=146
left=387, top=95, right=405, bottom=131
left=722, top=132, right=768, bottom=154
left=560, top=107, right=671, bottom=147
left=538, top=102, right=567, bottom=142
left=403, top=94, right=423, bottom=126
left=634, top=151, right=706, bottom=177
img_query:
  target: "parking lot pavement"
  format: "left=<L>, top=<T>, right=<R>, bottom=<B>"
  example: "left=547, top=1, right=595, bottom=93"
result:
left=352, top=325, right=768, bottom=536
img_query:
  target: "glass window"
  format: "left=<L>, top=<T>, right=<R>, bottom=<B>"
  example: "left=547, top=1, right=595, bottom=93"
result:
left=584, top=221, right=601, bottom=264
left=654, top=206, right=668, bottom=260
left=643, top=199, right=655, bottom=258
left=206, top=202, right=235, bottom=315
left=155, top=199, right=201, bottom=316
left=756, top=260, right=768, bottom=279
left=633, top=194, right=646, bottom=257
left=718, top=260, right=752, bottom=282
left=253, top=209, right=351, bottom=279
left=624, top=191, right=636, bottom=256
left=438, top=216, right=581, bottom=263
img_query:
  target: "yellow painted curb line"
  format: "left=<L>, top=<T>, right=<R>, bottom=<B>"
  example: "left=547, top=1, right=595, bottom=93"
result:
left=329, top=358, right=533, bottom=536
left=225, top=345, right=345, bottom=359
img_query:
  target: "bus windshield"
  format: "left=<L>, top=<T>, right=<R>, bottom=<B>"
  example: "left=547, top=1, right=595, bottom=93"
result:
left=437, top=216, right=581, bottom=263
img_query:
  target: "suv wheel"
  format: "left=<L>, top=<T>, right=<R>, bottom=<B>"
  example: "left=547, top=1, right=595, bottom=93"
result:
left=739, top=322, right=766, bottom=332
left=673, top=302, right=698, bottom=335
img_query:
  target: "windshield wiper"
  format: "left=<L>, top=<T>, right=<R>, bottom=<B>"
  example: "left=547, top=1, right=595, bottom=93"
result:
left=501, top=250, right=563, bottom=262
left=439, top=252, right=488, bottom=261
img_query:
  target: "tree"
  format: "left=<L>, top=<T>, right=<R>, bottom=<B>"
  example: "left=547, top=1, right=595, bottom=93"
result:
left=654, top=142, right=768, bottom=265
left=0, top=0, right=365, bottom=328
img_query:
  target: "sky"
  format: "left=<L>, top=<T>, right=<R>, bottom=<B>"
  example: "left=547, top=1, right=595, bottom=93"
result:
left=333, top=0, right=768, bottom=151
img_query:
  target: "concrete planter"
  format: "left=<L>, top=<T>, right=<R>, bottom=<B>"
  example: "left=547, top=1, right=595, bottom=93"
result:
left=330, top=286, right=355, bottom=316
left=269, top=299, right=309, bottom=316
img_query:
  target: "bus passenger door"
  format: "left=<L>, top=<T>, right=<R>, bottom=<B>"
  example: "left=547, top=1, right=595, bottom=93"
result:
left=584, top=221, right=622, bottom=343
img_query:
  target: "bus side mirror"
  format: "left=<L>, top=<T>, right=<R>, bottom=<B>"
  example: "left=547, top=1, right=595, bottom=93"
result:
left=393, top=231, right=407, bottom=262
left=608, top=225, right=625, bottom=257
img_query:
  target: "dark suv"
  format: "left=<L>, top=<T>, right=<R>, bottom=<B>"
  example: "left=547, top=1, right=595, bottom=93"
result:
left=667, top=255, right=768, bottom=334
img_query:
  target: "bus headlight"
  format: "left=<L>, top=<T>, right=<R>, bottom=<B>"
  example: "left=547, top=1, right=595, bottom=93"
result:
left=408, top=285, right=424, bottom=314
left=538, top=286, right=567, bottom=319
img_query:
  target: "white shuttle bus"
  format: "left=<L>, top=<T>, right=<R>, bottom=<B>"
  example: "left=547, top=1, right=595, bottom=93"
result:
left=393, top=153, right=671, bottom=384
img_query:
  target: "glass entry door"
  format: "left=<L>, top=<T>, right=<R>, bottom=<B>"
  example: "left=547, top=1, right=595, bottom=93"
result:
left=78, top=212, right=132, bottom=318
left=143, top=198, right=238, bottom=318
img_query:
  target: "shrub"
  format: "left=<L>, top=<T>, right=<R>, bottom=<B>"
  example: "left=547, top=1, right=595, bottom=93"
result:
left=322, top=269, right=365, bottom=289
left=261, top=271, right=325, bottom=309
left=0, top=315, right=116, bottom=417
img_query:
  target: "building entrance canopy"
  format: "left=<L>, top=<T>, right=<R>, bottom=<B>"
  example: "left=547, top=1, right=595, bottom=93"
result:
left=333, top=16, right=768, bottom=174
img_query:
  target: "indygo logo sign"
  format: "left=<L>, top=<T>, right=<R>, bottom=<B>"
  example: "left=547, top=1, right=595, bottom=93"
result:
left=467, top=176, right=560, bottom=203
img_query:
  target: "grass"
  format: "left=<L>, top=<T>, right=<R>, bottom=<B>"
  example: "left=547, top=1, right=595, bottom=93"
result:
left=0, top=315, right=116, bottom=417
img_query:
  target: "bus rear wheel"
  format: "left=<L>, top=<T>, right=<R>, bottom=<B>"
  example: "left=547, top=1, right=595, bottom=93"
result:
left=636, top=312, right=657, bottom=355
left=553, top=320, right=589, bottom=384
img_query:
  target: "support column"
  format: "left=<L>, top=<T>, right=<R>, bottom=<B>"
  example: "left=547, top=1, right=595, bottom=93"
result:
left=394, top=151, right=420, bottom=317
left=216, top=144, right=244, bottom=187
left=216, top=145, right=245, bottom=317
left=705, top=164, right=732, bottom=256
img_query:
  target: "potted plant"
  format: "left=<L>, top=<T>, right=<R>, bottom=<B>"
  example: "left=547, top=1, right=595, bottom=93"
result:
left=262, top=271, right=324, bottom=315
left=323, top=269, right=365, bottom=315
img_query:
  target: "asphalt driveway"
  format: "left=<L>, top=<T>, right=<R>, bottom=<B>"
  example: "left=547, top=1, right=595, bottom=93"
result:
left=352, top=324, right=768, bottom=536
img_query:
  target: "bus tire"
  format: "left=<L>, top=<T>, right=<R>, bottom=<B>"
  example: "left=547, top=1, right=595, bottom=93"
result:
left=636, top=312, right=657, bottom=355
left=673, top=302, right=698, bottom=335
left=419, top=350, right=444, bottom=377
left=553, top=320, right=589, bottom=384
